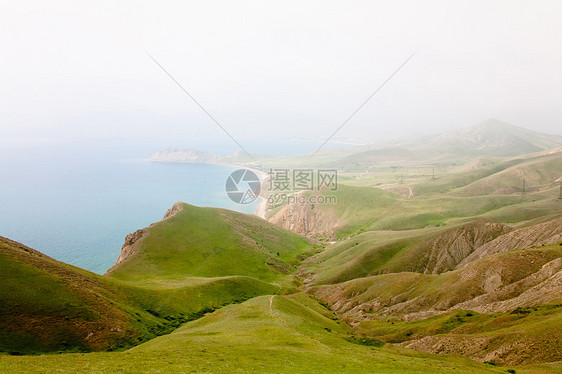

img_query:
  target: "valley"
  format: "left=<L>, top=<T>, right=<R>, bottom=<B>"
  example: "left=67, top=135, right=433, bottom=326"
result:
left=2, top=120, right=562, bottom=373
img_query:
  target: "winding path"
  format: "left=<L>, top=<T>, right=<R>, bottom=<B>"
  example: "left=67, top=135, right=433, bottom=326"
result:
left=268, top=295, right=332, bottom=351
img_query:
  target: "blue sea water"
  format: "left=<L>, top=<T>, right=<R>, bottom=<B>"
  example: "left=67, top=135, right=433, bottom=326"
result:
left=0, top=137, right=345, bottom=274
left=0, top=140, right=259, bottom=274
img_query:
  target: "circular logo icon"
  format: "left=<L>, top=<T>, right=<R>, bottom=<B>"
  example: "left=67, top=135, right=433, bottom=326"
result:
left=225, top=169, right=261, bottom=204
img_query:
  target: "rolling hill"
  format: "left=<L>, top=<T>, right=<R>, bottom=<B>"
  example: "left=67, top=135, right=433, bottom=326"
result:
left=309, top=242, right=562, bottom=365
left=0, top=294, right=506, bottom=373
left=331, top=119, right=562, bottom=169
left=0, top=236, right=167, bottom=354
left=3, top=120, right=562, bottom=372
left=107, top=202, right=316, bottom=284
left=0, top=202, right=316, bottom=355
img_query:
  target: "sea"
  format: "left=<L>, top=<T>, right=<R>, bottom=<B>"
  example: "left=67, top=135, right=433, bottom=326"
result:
left=0, top=137, right=335, bottom=274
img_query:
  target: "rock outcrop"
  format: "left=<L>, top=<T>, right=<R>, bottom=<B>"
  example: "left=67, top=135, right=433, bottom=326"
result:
left=105, top=202, right=185, bottom=275
left=105, top=228, right=148, bottom=275
left=163, top=201, right=184, bottom=219
left=414, top=220, right=512, bottom=274
left=457, top=216, right=562, bottom=268
left=269, top=200, right=338, bottom=240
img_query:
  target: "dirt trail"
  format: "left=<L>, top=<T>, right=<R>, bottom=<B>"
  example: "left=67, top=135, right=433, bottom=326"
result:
left=269, top=295, right=290, bottom=329
left=357, top=165, right=373, bottom=179
left=268, top=295, right=332, bottom=351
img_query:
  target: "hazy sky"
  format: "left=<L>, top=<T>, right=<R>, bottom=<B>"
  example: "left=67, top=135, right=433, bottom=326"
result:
left=1, top=0, right=562, bottom=146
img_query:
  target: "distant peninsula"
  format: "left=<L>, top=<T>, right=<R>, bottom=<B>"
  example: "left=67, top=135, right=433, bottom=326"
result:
left=149, top=148, right=224, bottom=164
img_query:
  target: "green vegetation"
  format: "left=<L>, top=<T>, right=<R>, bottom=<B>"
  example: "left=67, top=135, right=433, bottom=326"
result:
left=109, top=203, right=315, bottom=284
left=0, top=237, right=278, bottom=355
left=309, top=243, right=562, bottom=366
left=0, top=205, right=315, bottom=355
left=0, top=296, right=504, bottom=373
left=2, top=122, right=562, bottom=371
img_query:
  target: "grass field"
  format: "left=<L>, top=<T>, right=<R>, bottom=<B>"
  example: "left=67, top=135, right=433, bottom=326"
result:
left=0, top=295, right=509, bottom=373
left=0, top=205, right=316, bottom=355
left=0, top=237, right=280, bottom=354
left=109, top=203, right=316, bottom=285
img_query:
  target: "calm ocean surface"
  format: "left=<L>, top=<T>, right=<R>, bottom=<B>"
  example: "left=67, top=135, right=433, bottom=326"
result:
left=0, top=138, right=332, bottom=274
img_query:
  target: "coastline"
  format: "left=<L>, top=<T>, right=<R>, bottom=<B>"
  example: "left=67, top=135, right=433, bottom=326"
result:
left=247, top=167, right=268, bottom=219
left=255, top=196, right=267, bottom=219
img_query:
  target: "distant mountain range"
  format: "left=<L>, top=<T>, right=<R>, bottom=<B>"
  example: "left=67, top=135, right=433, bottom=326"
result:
left=334, top=119, right=562, bottom=167
left=150, top=119, right=562, bottom=169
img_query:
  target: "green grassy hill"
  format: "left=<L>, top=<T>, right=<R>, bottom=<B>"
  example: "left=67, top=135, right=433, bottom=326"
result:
left=0, top=294, right=506, bottom=373
left=327, top=119, right=562, bottom=170
left=0, top=236, right=163, bottom=354
left=0, top=202, right=317, bottom=355
left=307, top=220, right=512, bottom=285
left=0, top=236, right=280, bottom=355
left=107, top=202, right=315, bottom=284
left=454, top=151, right=562, bottom=196
left=222, top=119, right=562, bottom=172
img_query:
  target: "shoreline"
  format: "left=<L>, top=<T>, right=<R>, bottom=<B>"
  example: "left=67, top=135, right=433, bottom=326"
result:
left=247, top=167, right=268, bottom=219
left=255, top=196, right=267, bottom=219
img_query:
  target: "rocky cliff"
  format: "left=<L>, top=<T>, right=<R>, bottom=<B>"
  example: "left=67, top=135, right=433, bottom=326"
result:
left=457, top=216, right=562, bottom=268
left=414, top=220, right=512, bottom=274
left=105, top=202, right=184, bottom=275
left=269, top=201, right=338, bottom=240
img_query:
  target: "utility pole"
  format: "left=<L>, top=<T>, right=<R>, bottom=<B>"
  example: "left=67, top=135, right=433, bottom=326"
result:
left=559, top=183, right=562, bottom=199
left=522, top=178, right=526, bottom=194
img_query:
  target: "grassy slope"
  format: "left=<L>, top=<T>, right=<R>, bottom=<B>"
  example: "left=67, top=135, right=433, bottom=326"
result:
left=302, top=163, right=561, bottom=239
left=0, top=236, right=155, bottom=354
left=292, top=152, right=562, bottom=366
left=2, top=139, right=562, bottom=370
left=0, top=236, right=279, bottom=354
left=323, top=120, right=562, bottom=171
left=307, top=220, right=512, bottom=285
left=109, top=203, right=315, bottom=285
left=454, top=152, right=562, bottom=196
left=0, top=295, right=505, bottom=373
left=311, top=245, right=562, bottom=314
left=0, top=203, right=315, bottom=355
left=309, top=244, right=562, bottom=365
left=294, top=149, right=562, bottom=286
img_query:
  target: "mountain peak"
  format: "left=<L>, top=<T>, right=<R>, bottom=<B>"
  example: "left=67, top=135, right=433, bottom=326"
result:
left=468, top=118, right=524, bottom=133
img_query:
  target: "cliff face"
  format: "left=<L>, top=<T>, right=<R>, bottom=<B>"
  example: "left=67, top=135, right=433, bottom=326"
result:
left=105, top=228, right=148, bottom=275
left=163, top=201, right=184, bottom=219
left=414, top=220, right=512, bottom=274
left=105, top=202, right=184, bottom=276
left=457, top=216, right=562, bottom=268
left=150, top=149, right=224, bottom=164
left=269, top=202, right=338, bottom=240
